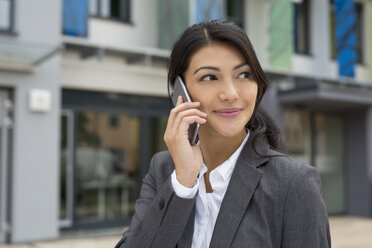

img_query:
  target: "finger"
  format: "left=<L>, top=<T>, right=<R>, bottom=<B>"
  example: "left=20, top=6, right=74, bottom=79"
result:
left=174, top=101, right=200, bottom=112
left=173, top=108, right=207, bottom=130
left=167, top=101, right=201, bottom=127
left=178, top=116, right=206, bottom=133
left=167, top=97, right=187, bottom=129
left=164, top=114, right=206, bottom=146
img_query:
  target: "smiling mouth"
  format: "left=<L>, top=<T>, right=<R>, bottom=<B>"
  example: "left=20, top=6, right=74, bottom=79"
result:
left=214, top=108, right=242, bottom=118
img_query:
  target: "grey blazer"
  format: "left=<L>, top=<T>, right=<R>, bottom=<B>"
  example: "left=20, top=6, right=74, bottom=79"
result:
left=115, top=137, right=331, bottom=248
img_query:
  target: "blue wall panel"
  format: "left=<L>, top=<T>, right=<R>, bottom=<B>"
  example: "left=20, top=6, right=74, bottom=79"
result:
left=335, top=0, right=357, bottom=78
left=63, top=0, right=88, bottom=37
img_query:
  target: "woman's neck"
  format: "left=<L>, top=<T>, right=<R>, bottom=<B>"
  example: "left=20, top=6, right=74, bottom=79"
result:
left=198, top=129, right=247, bottom=171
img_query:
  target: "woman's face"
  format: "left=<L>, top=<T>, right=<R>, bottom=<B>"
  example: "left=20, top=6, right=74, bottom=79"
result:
left=184, top=42, right=258, bottom=139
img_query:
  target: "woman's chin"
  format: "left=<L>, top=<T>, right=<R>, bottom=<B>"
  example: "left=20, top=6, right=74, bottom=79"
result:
left=199, top=121, right=247, bottom=139
left=213, top=126, right=247, bottom=139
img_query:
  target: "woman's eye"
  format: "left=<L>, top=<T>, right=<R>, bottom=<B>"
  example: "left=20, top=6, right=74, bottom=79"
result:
left=238, top=71, right=251, bottom=79
left=201, top=75, right=217, bottom=81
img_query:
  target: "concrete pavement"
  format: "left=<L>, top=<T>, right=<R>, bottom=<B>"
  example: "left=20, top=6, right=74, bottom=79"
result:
left=0, top=217, right=371, bottom=247
left=330, top=216, right=372, bottom=248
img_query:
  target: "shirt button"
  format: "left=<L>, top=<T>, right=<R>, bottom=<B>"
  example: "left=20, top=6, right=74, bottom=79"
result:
left=159, top=199, right=165, bottom=209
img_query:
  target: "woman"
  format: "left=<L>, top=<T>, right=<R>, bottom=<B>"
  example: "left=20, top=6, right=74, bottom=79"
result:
left=115, top=20, right=331, bottom=248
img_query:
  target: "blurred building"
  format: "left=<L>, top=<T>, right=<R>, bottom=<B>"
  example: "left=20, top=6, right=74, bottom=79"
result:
left=0, top=0, right=61, bottom=243
left=0, top=0, right=371, bottom=243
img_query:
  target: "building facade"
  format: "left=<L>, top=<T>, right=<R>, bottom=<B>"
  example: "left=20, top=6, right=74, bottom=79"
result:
left=0, top=0, right=371, bottom=243
left=0, top=0, right=61, bottom=243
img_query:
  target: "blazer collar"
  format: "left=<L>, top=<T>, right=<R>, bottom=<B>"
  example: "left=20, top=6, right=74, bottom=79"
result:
left=240, top=134, right=270, bottom=168
left=209, top=135, right=269, bottom=248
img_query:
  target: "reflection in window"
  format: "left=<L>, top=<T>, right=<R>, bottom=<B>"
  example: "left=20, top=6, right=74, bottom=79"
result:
left=355, top=2, right=364, bottom=64
left=226, top=0, right=244, bottom=28
left=89, top=0, right=131, bottom=23
left=149, top=116, right=168, bottom=157
left=75, top=112, right=139, bottom=222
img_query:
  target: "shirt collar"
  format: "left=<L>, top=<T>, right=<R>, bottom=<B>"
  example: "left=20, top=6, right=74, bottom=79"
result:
left=214, top=131, right=250, bottom=182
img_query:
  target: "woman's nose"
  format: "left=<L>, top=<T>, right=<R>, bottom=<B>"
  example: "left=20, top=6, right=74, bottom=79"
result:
left=218, top=81, right=239, bottom=102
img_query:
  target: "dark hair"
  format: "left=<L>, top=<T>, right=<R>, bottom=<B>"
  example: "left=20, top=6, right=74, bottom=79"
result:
left=167, top=20, right=285, bottom=153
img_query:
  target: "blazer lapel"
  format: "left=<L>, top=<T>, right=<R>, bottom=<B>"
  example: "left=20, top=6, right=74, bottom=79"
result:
left=209, top=137, right=269, bottom=248
left=177, top=205, right=195, bottom=248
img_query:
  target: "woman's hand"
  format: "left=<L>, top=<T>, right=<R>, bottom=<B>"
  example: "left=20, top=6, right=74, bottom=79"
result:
left=164, top=96, right=207, bottom=188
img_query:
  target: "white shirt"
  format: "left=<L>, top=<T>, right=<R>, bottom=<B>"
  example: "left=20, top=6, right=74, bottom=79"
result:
left=171, top=132, right=250, bottom=248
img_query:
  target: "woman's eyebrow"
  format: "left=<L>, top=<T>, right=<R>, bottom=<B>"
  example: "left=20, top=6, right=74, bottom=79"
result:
left=233, top=62, right=250, bottom=70
left=193, top=66, right=219, bottom=75
left=193, top=62, right=249, bottom=75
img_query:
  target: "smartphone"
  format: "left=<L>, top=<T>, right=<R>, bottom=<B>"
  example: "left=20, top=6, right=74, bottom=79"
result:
left=171, top=76, right=200, bottom=146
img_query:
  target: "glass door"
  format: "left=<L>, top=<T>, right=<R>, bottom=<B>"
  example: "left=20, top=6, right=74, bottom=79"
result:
left=284, top=109, right=346, bottom=215
left=61, top=90, right=171, bottom=228
left=74, top=111, right=140, bottom=224
left=0, top=90, right=12, bottom=243
left=314, top=114, right=345, bottom=214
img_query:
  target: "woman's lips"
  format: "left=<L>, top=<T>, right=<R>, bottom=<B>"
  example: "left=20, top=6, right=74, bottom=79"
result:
left=214, top=108, right=242, bottom=118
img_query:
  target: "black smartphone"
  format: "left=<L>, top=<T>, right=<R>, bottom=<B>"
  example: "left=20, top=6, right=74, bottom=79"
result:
left=171, top=76, right=200, bottom=145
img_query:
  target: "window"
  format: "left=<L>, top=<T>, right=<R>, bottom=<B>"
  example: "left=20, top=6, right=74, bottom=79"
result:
left=108, top=114, right=120, bottom=128
left=89, top=0, right=131, bottom=23
left=329, top=1, right=336, bottom=60
left=226, top=0, right=244, bottom=28
left=355, top=2, right=364, bottom=64
left=293, top=0, right=311, bottom=54
left=0, top=0, right=14, bottom=32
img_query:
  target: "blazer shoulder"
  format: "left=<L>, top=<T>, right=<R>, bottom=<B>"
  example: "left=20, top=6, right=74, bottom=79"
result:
left=153, top=150, right=172, bottom=160
left=148, top=150, right=175, bottom=182
left=151, top=150, right=174, bottom=169
left=263, top=149, right=320, bottom=188
left=267, top=149, right=315, bottom=173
